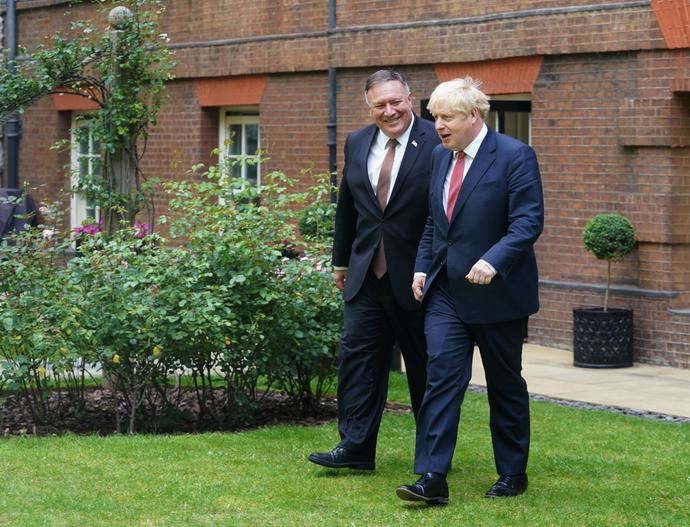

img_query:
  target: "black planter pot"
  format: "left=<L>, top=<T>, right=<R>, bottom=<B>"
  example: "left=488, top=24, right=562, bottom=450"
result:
left=573, top=307, right=633, bottom=368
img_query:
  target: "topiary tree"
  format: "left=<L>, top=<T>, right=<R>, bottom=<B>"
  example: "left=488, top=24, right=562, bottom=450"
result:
left=583, top=213, right=636, bottom=311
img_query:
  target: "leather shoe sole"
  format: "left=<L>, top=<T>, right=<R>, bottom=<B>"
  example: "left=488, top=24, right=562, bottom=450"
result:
left=308, top=452, right=375, bottom=470
left=396, top=486, right=449, bottom=505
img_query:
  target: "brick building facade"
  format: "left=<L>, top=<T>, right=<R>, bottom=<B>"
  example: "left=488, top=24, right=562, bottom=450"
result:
left=3, top=0, right=690, bottom=367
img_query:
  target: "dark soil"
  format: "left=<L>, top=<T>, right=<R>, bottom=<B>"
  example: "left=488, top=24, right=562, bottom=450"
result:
left=0, top=387, right=344, bottom=437
left=4, top=384, right=683, bottom=436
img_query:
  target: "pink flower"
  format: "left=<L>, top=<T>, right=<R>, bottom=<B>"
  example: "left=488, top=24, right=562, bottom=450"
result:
left=134, top=222, right=150, bottom=238
left=42, top=229, right=54, bottom=240
left=74, top=223, right=101, bottom=236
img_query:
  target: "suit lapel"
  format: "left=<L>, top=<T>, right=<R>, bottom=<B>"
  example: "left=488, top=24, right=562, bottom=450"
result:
left=357, top=125, right=380, bottom=210
left=388, top=116, right=423, bottom=205
left=435, top=149, right=453, bottom=223
left=449, top=128, right=497, bottom=224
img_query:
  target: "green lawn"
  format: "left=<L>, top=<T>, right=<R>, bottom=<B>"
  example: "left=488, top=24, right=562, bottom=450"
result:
left=1, top=374, right=688, bottom=527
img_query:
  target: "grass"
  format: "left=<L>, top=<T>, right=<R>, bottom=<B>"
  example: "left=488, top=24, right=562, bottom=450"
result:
left=1, top=373, right=688, bottom=527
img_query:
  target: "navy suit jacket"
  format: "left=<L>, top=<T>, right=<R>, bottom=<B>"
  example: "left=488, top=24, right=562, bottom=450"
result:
left=415, top=127, right=544, bottom=324
left=332, top=115, right=440, bottom=311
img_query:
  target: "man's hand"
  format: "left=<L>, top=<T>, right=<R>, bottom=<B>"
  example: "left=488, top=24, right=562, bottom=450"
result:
left=412, top=275, right=426, bottom=302
left=465, top=260, right=497, bottom=285
left=333, top=270, right=346, bottom=291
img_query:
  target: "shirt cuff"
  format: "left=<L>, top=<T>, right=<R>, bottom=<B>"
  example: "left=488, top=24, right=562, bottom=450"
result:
left=479, top=259, right=497, bottom=274
left=333, top=266, right=348, bottom=271
left=413, top=272, right=427, bottom=278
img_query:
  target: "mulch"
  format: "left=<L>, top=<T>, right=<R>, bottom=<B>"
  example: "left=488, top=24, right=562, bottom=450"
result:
left=0, top=387, right=413, bottom=437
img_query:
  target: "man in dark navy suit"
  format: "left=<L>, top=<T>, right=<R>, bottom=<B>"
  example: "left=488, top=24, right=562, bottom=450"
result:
left=308, top=70, right=439, bottom=471
left=396, top=77, right=544, bottom=504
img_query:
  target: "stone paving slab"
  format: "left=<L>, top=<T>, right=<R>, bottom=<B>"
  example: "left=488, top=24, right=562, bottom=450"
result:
left=470, top=344, right=690, bottom=420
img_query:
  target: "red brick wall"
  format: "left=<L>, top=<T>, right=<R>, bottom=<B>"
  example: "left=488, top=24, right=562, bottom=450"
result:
left=532, top=52, right=641, bottom=286
left=531, top=285, right=690, bottom=367
left=5, top=1, right=690, bottom=368
left=260, top=72, right=329, bottom=191
left=9, top=2, right=667, bottom=79
left=136, top=80, right=219, bottom=232
left=336, top=0, right=641, bottom=26
left=329, top=3, right=663, bottom=69
left=17, top=99, right=71, bottom=212
left=162, top=0, right=328, bottom=43
left=528, top=48, right=690, bottom=366
left=15, top=2, right=101, bottom=49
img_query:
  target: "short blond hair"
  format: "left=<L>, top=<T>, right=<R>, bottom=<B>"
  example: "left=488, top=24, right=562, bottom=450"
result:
left=427, top=77, right=490, bottom=120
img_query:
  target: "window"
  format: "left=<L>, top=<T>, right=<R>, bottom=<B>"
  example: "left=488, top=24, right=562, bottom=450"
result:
left=487, top=96, right=531, bottom=145
left=219, top=109, right=260, bottom=186
left=70, top=113, right=102, bottom=230
left=420, top=95, right=532, bottom=144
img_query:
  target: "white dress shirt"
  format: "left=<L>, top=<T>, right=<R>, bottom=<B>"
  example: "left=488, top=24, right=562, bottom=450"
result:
left=367, top=114, right=415, bottom=205
left=442, top=123, right=488, bottom=215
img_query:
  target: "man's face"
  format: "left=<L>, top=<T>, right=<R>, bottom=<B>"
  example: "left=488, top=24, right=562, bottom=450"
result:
left=367, top=80, right=414, bottom=139
left=434, top=107, right=480, bottom=152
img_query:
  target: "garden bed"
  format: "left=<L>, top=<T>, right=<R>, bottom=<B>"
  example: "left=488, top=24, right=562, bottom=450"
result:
left=0, top=387, right=340, bottom=437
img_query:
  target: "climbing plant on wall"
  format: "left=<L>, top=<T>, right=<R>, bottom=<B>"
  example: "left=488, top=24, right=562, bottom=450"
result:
left=0, top=0, right=175, bottom=232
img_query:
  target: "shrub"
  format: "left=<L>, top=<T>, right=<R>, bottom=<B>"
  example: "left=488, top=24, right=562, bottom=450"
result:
left=0, top=164, right=342, bottom=433
left=69, top=229, right=230, bottom=433
left=298, top=200, right=336, bottom=244
left=257, top=254, right=339, bottom=411
left=0, top=202, right=94, bottom=425
left=165, top=164, right=342, bottom=418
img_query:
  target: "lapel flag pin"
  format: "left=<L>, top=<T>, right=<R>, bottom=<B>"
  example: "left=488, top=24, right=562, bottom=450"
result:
left=411, top=140, right=418, bottom=147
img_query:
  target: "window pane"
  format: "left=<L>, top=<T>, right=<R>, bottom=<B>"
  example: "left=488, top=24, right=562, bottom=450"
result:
left=245, top=161, right=258, bottom=185
left=246, top=124, right=259, bottom=155
left=78, top=128, right=90, bottom=155
left=79, top=158, right=89, bottom=176
left=221, top=111, right=260, bottom=188
left=227, top=124, right=242, bottom=156
left=229, top=160, right=242, bottom=180
left=487, top=112, right=499, bottom=130
left=503, top=112, right=530, bottom=144
left=92, top=158, right=101, bottom=178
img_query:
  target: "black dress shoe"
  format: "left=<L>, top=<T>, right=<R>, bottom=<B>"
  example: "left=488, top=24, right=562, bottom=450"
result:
left=396, top=473, right=449, bottom=505
left=308, top=446, right=375, bottom=470
left=485, top=474, right=528, bottom=498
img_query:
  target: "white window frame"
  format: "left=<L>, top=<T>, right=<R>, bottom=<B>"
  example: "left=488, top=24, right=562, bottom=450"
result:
left=70, top=112, right=102, bottom=231
left=218, top=107, right=261, bottom=187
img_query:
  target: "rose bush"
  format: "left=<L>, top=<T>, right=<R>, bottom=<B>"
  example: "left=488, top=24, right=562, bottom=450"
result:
left=0, top=166, right=342, bottom=433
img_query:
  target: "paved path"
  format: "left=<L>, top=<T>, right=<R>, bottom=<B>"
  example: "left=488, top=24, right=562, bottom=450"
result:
left=470, top=344, right=690, bottom=419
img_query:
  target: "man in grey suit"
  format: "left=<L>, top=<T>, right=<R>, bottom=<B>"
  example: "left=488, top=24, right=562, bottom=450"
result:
left=308, top=70, right=439, bottom=470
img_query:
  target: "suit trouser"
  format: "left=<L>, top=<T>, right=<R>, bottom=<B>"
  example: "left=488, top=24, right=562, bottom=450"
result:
left=337, top=271, right=427, bottom=457
left=413, top=272, right=530, bottom=476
